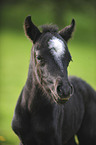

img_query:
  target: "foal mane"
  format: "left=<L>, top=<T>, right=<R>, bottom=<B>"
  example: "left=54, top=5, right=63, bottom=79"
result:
left=40, top=24, right=58, bottom=33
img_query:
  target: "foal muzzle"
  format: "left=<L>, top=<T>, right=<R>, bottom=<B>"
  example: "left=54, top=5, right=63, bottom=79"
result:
left=54, top=79, right=74, bottom=104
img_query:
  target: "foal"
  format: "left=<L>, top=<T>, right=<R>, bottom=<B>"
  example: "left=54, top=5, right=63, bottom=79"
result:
left=12, top=16, right=96, bottom=145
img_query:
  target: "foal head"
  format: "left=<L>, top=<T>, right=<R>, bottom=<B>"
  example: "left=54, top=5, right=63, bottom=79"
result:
left=24, top=16, right=75, bottom=104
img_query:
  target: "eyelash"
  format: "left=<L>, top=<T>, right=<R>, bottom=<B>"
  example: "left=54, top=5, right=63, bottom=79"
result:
left=66, top=56, right=72, bottom=67
left=70, top=56, right=73, bottom=62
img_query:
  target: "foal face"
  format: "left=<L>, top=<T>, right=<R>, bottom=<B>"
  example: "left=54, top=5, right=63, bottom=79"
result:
left=24, top=16, right=75, bottom=103
left=34, top=33, right=73, bottom=103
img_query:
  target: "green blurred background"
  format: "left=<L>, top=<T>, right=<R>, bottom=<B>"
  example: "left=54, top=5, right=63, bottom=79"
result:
left=0, top=0, right=96, bottom=144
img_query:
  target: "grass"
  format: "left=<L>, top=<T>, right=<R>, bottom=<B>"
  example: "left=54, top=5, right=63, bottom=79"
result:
left=68, top=41, right=96, bottom=88
left=0, top=30, right=31, bottom=145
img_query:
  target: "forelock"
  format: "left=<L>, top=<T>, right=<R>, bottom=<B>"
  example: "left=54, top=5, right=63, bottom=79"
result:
left=40, top=24, right=58, bottom=33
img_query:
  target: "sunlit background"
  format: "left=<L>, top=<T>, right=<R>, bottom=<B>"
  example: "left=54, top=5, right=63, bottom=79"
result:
left=0, top=0, right=96, bottom=144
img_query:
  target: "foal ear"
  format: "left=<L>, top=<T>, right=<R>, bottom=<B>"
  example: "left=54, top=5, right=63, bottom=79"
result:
left=59, top=19, right=75, bottom=42
left=24, top=16, right=41, bottom=43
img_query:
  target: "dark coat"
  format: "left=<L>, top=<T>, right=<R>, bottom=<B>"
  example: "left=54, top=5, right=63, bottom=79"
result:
left=12, top=76, right=96, bottom=145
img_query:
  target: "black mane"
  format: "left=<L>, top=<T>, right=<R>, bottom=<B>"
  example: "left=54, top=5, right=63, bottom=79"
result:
left=41, top=24, right=58, bottom=33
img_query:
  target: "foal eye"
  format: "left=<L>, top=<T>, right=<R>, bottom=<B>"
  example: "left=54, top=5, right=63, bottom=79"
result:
left=37, top=55, right=42, bottom=60
left=37, top=55, right=45, bottom=66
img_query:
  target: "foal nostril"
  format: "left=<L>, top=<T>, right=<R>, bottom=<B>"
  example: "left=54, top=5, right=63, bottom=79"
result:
left=57, top=83, right=74, bottom=98
left=57, top=84, right=70, bottom=98
left=57, top=85, right=63, bottom=97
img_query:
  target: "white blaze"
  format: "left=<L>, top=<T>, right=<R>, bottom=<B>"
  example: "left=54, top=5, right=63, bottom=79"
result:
left=48, top=36, right=65, bottom=57
left=48, top=36, right=66, bottom=71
